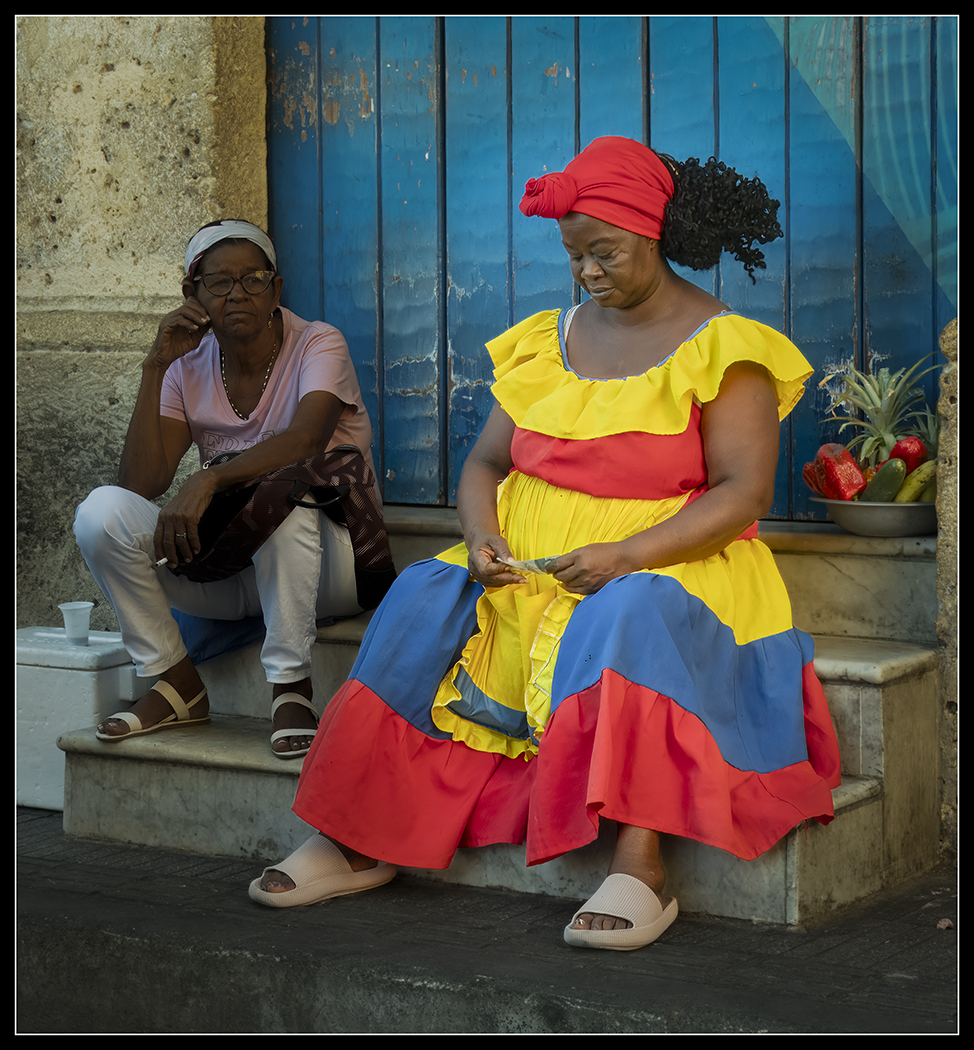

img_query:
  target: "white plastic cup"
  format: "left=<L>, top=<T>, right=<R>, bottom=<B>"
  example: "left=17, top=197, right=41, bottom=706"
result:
left=58, top=602, right=95, bottom=646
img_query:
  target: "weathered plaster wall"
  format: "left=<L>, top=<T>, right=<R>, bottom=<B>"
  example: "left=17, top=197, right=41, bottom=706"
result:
left=17, top=15, right=268, bottom=632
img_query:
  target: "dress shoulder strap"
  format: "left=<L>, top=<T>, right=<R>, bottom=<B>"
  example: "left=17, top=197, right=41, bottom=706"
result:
left=562, top=303, right=581, bottom=341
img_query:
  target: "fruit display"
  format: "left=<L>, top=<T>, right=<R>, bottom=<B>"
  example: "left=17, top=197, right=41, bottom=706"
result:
left=803, top=355, right=940, bottom=505
left=803, top=443, right=937, bottom=503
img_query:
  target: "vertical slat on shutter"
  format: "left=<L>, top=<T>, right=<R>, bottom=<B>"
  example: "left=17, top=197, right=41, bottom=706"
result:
left=267, top=17, right=323, bottom=321
left=934, top=17, right=958, bottom=339
left=443, top=17, right=511, bottom=504
left=784, top=16, right=861, bottom=519
left=318, top=19, right=382, bottom=483
left=862, top=17, right=937, bottom=407
left=717, top=16, right=790, bottom=515
left=577, top=17, right=645, bottom=148
left=379, top=17, right=442, bottom=503
left=510, top=17, right=577, bottom=323
left=647, top=16, right=719, bottom=300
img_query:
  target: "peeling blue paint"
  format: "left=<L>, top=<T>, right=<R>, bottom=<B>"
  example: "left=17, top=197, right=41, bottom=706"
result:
left=268, top=15, right=957, bottom=516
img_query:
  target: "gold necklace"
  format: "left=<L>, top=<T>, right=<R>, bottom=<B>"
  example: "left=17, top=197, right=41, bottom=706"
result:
left=220, top=338, right=279, bottom=420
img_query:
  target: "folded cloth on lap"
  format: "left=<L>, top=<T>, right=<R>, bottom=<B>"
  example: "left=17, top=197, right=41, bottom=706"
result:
left=172, top=609, right=265, bottom=664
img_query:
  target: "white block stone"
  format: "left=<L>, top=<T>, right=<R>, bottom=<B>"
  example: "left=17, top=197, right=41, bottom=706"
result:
left=17, top=627, right=146, bottom=810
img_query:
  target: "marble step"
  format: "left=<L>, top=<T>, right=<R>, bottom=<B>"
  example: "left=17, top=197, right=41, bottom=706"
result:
left=56, top=634, right=940, bottom=925
left=383, top=510, right=938, bottom=646
left=182, top=513, right=937, bottom=722
left=25, top=517, right=935, bottom=812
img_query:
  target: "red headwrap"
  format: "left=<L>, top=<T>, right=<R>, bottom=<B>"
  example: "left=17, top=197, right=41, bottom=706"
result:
left=519, top=136, right=675, bottom=240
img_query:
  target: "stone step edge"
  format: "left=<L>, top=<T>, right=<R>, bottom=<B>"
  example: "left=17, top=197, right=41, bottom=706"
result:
left=380, top=506, right=937, bottom=560
left=56, top=711, right=882, bottom=812
left=315, top=616, right=939, bottom=688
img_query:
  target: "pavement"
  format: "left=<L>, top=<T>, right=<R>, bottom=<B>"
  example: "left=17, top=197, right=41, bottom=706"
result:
left=16, top=806, right=958, bottom=1035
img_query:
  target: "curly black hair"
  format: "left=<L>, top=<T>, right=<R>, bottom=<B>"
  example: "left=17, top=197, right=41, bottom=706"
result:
left=656, top=155, right=783, bottom=284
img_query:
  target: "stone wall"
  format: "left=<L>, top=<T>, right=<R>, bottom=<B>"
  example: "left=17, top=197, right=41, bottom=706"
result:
left=16, top=15, right=268, bottom=631
left=935, top=318, right=959, bottom=860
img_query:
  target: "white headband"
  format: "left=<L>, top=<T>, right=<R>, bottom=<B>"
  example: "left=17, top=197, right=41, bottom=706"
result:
left=184, top=220, right=277, bottom=278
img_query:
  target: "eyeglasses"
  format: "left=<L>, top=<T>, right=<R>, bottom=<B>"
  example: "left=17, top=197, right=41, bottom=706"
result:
left=194, top=271, right=276, bottom=296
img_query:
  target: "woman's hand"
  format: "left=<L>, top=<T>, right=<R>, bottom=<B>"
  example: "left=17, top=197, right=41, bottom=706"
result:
left=146, top=296, right=212, bottom=374
left=466, top=532, right=527, bottom=589
left=153, top=468, right=220, bottom=567
left=550, top=541, right=637, bottom=595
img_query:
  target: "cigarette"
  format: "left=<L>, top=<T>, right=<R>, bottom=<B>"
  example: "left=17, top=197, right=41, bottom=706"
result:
left=154, top=557, right=169, bottom=568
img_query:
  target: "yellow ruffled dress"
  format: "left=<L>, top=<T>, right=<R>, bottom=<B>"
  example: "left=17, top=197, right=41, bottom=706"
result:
left=293, top=309, right=841, bottom=867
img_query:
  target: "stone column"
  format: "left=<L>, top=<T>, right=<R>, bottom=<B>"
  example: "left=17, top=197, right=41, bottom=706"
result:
left=17, top=15, right=268, bottom=631
left=935, top=317, right=958, bottom=858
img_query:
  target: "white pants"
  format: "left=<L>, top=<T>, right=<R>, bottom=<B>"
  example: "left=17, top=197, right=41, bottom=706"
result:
left=73, top=485, right=362, bottom=682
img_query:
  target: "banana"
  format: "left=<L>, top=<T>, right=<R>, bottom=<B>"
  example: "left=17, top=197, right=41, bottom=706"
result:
left=893, top=458, right=938, bottom=503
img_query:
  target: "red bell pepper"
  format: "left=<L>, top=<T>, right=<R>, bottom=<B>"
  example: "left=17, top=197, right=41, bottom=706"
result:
left=877, top=437, right=929, bottom=477
left=802, top=461, right=824, bottom=495
left=803, top=443, right=867, bottom=500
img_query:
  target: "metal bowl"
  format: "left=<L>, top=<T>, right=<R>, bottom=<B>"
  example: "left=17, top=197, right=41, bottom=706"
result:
left=809, top=497, right=937, bottom=537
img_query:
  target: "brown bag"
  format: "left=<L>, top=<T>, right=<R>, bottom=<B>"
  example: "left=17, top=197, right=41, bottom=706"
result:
left=169, top=445, right=396, bottom=611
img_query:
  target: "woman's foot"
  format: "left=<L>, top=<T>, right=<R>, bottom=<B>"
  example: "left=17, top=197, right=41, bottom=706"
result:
left=571, top=824, right=668, bottom=931
left=249, top=834, right=396, bottom=908
left=270, top=678, right=318, bottom=756
left=565, top=825, right=677, bottom=950
left=96, top=655, right=207, bottom=738
left=259, top=833, right=378, bottom=893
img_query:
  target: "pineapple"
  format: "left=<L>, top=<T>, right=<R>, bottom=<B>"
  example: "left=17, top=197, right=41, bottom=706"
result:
left=907, top=406, right=940, bottom=459
left=819, top=354, right=941, bottom=469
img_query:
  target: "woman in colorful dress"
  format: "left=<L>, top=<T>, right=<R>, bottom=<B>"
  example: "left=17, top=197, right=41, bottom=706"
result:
left=249, top=138, right=841, bottom=950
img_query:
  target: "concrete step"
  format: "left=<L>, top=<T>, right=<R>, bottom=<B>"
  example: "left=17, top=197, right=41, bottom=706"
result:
left=385, top=509, right=939, bottom=645
left=56, top=634, right=940, bottom=926
left=172, top=510, right=938, bottom=720
left=762, top=521, right=938, bottom=646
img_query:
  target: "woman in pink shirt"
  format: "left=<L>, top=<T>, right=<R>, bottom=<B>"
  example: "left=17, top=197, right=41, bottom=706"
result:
left=74, top=220, right=381, bottom=759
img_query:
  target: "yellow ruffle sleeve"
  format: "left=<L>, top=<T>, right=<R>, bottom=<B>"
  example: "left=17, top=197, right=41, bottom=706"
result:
left=487, top=310, right=813, bottom=439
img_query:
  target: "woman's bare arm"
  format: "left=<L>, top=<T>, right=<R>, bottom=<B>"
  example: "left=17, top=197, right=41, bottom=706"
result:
left=119, top=297, right=212, bottom=499
left=456, top=405, right=527, bottom=588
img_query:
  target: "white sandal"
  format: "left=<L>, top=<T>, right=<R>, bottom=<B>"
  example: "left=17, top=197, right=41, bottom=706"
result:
left=95, top=681, right=209, bottom=741
left=270, top=692, right=319, bottom=759
left=564, top=873, right=678, bottom=951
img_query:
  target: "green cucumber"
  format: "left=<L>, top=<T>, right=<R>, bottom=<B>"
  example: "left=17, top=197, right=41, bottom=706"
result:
left=860, top=458, right=907, bottom=502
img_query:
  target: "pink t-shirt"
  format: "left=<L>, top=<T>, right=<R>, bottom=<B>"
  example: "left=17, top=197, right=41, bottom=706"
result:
left=160, top=308, right=378, bottom=485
